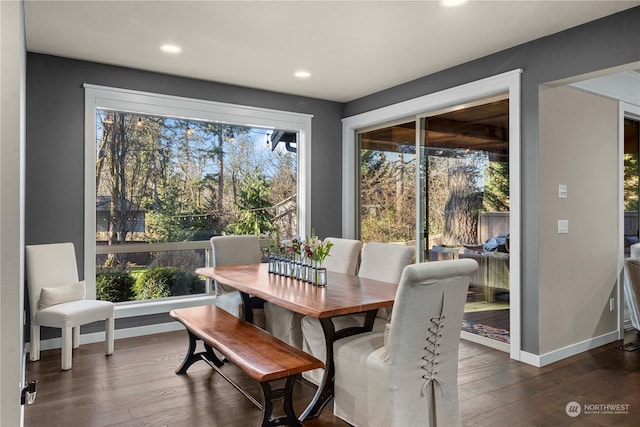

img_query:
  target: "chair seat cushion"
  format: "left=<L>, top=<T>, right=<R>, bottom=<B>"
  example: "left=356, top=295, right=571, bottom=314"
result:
left=35, top=299, right=114, bottom=328
left=39, top=281, right=86, bottom=309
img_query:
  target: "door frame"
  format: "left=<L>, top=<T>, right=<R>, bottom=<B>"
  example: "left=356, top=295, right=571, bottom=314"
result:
left=619, top=102, right=640, bottom=339
left=342, top=69, right=523, bottom=361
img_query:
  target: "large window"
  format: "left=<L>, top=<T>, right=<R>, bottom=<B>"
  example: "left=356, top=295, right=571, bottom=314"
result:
left=85, top=86, right=311, bottom=309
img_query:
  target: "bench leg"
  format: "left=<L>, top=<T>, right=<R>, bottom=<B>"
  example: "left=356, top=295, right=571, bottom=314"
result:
left=259, top=376, right=302, bottom=427
left=176, top=330, right=223, bottom=374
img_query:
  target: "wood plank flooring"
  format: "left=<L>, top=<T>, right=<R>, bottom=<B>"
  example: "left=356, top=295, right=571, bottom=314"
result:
left=25, top=329, right=640, bottom=426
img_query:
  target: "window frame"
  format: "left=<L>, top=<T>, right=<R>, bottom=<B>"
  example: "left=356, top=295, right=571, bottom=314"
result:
left=84, top=85, right=312, bottom=316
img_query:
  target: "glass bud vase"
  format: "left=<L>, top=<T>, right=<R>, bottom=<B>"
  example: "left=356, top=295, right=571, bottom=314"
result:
left=278, top=257, right=286, bottom=276
left=268, top=255, right=276, bottom=273
left=314, top=266, right=327, bottom=286
left=305, top=263, right=313, bottom=282
left=295, top=261, right=304, bottom=280
left=283, top=258, right=292, bottom=277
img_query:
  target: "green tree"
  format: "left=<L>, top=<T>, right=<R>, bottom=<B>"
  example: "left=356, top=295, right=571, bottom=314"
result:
left=624, top=153, right=639, bottom=211
left=228, top=172, right=274, bottom=235
left=483, top=161, right=510, bottom=212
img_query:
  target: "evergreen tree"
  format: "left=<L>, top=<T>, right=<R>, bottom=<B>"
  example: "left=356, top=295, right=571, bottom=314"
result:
left=483, top=161, right=510, bottom=212
left=228, top=172, right=274, bottom=236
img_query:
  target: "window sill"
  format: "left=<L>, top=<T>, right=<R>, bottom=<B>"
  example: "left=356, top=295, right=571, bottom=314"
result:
left=114, top=295, right=217, bottom=319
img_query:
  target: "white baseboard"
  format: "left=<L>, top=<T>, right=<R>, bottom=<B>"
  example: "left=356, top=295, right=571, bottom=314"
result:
left=519, top=330, right=619, bottom=368
left=26, top=322, right=183, bottom=353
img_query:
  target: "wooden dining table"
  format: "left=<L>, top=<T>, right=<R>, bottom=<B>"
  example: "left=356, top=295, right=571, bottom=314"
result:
left=195, top=263, right=398, bottom=420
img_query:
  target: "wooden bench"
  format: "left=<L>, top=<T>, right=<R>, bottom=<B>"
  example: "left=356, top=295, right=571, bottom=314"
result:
left=170, top=305, right=324, bottom=427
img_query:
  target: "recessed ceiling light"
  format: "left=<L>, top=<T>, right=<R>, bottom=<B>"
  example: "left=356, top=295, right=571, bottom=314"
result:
left=440, top=0, right=467, bottom=6
left=161, top=44, right=182, bottom=54
left=294, top=70, right=311, bottom=79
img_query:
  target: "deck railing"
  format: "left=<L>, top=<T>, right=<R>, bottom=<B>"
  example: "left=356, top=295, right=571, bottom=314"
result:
left=95, top=239, right=270, bottom=301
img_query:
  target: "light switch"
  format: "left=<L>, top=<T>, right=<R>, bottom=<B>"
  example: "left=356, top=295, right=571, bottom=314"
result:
left=558, top=219, right=569, bottom=234
left=559, top=184, right=567, bottom=199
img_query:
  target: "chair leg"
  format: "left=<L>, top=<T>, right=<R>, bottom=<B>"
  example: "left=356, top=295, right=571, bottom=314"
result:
left=29, top=325, right=40, bottom=362
left=61, top=326, right=73, bottom=370
left=72, top=326, right=80, bottom=349
left=105, top=315, right=114, bottom=356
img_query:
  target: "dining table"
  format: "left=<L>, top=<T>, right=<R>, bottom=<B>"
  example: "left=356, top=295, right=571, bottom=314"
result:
left=195, top=262, right=398, bottom=420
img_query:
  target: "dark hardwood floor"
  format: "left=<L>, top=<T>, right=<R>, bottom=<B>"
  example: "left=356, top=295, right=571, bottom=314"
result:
left=25, top=329, right=640, bottom=426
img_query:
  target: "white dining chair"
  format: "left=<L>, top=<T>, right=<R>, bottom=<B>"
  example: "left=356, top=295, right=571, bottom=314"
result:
left=26, top=242, right=115, bottom=370
left=264, top=237, right=363, bottom=348
left=333, top=258, right=478, bottom=427
left=209, top=235, right=266, bottom=327
left=301, top=242, right=414, bottom=385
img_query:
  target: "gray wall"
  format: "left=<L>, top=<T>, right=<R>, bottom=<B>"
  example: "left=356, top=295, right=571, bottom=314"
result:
left=26, top=54, right=344, bottom=268
left=343, top=7, right=640, bottom=354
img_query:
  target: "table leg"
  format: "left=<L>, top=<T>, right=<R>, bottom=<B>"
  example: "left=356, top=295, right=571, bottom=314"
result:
left=240, top=292, right=254, bottom=323
left=239, top=291, right=266, bottom=324
left=300, top=309, right=378, bottom=420
left=300, top=317, right=335, bottom=420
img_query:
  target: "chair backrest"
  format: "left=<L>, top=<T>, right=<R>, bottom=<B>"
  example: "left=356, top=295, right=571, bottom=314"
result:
left=358, top=242, right=414, bottom=282
left=624, top=258, right=640, bottom=330
left=210, top=235, right=262, bottom=294
left=359, top=242, right=415, bottom=320
left=25, top=242, right=80, bottom=320
left=322, top=237, right=362, bottom=275
left=384, top=258, right=478, bottom=426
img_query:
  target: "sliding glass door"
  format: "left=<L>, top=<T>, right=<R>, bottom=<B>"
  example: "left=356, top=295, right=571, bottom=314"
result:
left=357, top=95, right=511, bottom=348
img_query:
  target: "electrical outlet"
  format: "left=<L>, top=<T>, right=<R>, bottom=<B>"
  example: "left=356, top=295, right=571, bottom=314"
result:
left=610, top=298, right=615, bottom=311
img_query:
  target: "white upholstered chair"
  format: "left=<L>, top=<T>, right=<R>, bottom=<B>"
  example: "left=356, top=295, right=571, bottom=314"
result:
left=264, top=237, right=362, bottom=348
left=333, top=258, right=478, bottom=427
left=321, top=237, right=363, bottom=276
left=623, top=257, right=640, bottom=331
left=301, top=242, right=414, bottom=385
left=210, top=235, right=265, bottom=327
left=26, top=242, right=115, bottom=371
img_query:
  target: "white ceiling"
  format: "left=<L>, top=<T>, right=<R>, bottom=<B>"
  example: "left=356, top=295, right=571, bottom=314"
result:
left=24, top=0, right=639, bottom=103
